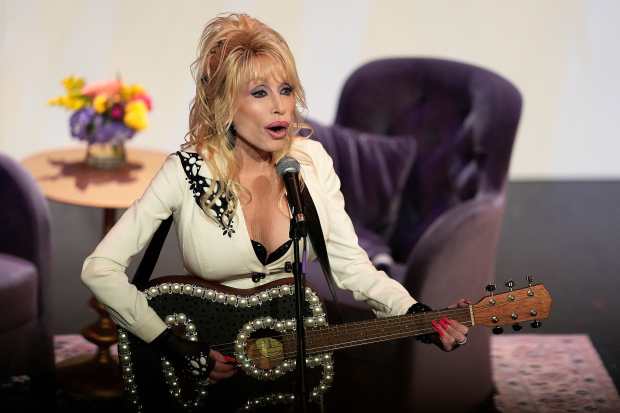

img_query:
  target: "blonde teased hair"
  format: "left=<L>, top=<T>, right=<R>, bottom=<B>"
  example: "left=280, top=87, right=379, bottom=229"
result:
left=183, top=13, right=308, bottom=216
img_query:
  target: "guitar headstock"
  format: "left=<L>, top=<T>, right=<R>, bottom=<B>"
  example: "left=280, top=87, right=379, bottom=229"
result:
left=472, top=279, right=552, bottom=333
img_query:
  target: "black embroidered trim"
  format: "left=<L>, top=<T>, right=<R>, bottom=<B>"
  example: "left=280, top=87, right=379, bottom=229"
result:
left=176, top=151, right=236, bottom=237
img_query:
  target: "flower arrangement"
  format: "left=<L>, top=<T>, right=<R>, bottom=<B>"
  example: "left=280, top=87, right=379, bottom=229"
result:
left=48, top=75, right=152, bottom=144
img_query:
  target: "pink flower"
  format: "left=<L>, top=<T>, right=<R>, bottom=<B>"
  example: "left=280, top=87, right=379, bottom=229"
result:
left=109, top=103, right=125, bottom=120
left=82, top=79, right=122, bottom=97
left=132, top=93, right=153, bottom=111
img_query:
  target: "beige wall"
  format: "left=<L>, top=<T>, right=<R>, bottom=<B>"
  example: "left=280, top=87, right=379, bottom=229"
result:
left=1, top=0, right=619, bottom=179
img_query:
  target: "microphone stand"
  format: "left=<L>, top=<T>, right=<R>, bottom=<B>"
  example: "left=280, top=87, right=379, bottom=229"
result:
left=290, top=210, right=308, bottom=413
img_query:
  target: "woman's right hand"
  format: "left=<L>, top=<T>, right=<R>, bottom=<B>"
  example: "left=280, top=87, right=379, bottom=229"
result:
left=151, top=329, right=238, bottom=383
left=207, top=349, right=238, bottom=383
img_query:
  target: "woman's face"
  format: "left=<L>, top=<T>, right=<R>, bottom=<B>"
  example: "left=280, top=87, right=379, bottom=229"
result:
left=232, top=61, right=296, bottom=157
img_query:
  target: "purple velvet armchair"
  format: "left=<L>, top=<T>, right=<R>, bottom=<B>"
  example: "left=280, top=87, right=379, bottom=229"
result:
left=0, top=153, right=55, bottom=399
left=305, top=58, right=521, bottom=412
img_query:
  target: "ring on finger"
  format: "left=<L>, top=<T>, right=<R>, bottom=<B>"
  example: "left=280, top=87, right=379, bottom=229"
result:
left=455, top=336, right=468, bottom=346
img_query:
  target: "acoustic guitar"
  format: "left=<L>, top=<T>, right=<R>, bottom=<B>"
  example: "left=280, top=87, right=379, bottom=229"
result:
left=116, top=276, right=552, bottom=412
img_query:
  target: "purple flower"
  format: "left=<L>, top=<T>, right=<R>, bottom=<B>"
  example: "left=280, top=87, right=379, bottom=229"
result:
left=93, top=119, right=135, bottom=143
left=69, top=107, right=96, bottom=141
left=69, top=108, right=135, bottom=144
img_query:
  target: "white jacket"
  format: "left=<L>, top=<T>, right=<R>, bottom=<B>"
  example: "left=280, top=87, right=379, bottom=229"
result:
left=81, top=138, right=416, bottom=343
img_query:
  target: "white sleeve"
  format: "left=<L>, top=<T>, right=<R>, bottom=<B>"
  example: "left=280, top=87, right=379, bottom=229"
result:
left=314, top=144, right=417, bottom=317
left=80, top=154, right=184, bottom=343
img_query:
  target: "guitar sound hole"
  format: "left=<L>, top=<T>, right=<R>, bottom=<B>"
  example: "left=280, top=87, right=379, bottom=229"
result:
left=246, top=329, right=285, bottom=370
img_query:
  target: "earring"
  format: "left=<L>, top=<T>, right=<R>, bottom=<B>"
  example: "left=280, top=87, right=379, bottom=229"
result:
left=226, top=124, right=237, bottom=148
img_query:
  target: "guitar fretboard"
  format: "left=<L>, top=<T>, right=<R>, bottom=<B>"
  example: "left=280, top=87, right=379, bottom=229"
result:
left=281, top=307, right=472, bottom=355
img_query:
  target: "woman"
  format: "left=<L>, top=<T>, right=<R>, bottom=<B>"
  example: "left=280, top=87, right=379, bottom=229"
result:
left=81, top=12, right=469, bottom=411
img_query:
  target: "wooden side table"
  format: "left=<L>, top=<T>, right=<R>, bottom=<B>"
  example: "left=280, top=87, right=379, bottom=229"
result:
left=22, top=146, right=168, bottom=399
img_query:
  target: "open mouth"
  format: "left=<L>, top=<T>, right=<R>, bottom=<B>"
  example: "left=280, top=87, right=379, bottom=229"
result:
left=267, top=125, right=286, bottom=133
left=265, top=122, right=289, bottom=138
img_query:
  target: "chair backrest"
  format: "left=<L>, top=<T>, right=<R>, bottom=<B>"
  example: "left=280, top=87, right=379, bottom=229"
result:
left=0, top=152, right=52, bottom=317
left=334, top=58, right=522, bottom=261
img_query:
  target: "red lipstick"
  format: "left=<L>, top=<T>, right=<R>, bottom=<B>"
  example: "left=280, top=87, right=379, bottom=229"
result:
left=265, top=120, right=289, bottom=139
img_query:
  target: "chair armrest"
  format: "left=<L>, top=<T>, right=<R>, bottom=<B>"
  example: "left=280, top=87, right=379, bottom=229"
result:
left=400, top=194, right=506, bottom=306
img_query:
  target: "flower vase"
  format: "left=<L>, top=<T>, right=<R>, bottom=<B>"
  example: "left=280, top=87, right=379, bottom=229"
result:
left=85, top=142, right=127, bottom=169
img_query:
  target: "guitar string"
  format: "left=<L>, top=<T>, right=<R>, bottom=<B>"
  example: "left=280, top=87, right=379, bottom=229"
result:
left=211, top=320, right=474, bottom=364
left=266, top=320, right=474, bottom=359
left=207, top=294, right=540, bottom=356
left=206, top=307, right=471, bottom=356
left=207, top=307, right=470, bottom=353
left=225, top=298, right=535, bottom=361
left=207, top=307, right=469, bottom=352
left=249, top=320, right=475, bottom=360
left=285, top=321, right=475, bottom=357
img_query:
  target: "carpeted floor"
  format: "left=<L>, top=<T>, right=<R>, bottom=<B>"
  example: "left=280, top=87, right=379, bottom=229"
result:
left=492, top=334, right=620, bottom=413
left=2, top=334, right=619, bottom=412
left=54, top=334, right=118, bottom=364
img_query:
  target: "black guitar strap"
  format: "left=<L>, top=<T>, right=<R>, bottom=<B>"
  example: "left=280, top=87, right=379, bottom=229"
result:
left=132, top=214, right=173, bottom=290
left=132, top=187, right=343, bottom=318
left=300, top=186, right=342, bottom=317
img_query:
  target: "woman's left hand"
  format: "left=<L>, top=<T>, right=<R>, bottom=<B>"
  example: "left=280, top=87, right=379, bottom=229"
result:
left=430, top=298, right=471, bottom=352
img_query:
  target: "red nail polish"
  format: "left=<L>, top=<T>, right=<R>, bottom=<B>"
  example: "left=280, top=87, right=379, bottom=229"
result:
left=431, top=320, right=445, bottom=336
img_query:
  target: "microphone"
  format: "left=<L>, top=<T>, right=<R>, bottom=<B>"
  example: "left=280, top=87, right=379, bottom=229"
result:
left=276, top=156, right=308, bottom=409
left=276, top=156, right=306, bottom=236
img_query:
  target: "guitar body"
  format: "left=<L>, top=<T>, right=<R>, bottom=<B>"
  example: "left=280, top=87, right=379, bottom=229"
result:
left=117, top=276, right=332, bottom=413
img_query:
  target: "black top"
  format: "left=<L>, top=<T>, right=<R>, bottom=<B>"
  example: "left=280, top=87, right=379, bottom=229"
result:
left=251, top=239, right=292, bottom=265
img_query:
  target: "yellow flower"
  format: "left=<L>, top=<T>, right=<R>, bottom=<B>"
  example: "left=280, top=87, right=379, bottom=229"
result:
left=48, top=75, right=88, bottom=110
left=68, top=97, right=87, bottom=110
left=130, top=84, right=145, bottom=96
left=120, top=84, right=132, bottom=101
left=62, top=75, right=85, bottom=95
left=124, top=100, right=149, bottom=131
left=120, top=83, right=146, bottom=100
left=47, top=97, right=63, bottom=106
left=47, top=95, right=87, bottom=110
left=93, top=95, right=108, bottom=113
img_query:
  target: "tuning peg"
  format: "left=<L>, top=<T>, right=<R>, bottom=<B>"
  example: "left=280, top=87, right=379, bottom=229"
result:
left=531, top=320, right=542, bottom=329
left=512, top=323, right=522, bottom=332
left=492, top=326, right=504, bottom=335
left=526, top=275, right=534, bottom=287
left=505, top=279, right=515, bottom=291
left=486, top=283, right=497, bottom=305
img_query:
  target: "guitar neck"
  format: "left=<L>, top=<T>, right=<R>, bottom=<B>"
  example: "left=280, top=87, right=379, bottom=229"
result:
left=284, top=307, right=473, bottom=354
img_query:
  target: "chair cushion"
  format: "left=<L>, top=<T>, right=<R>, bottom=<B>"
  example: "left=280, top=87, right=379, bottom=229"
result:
left=307, top=121, right=417, bottom=239
left=0, top=253, right=38, bottom=331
